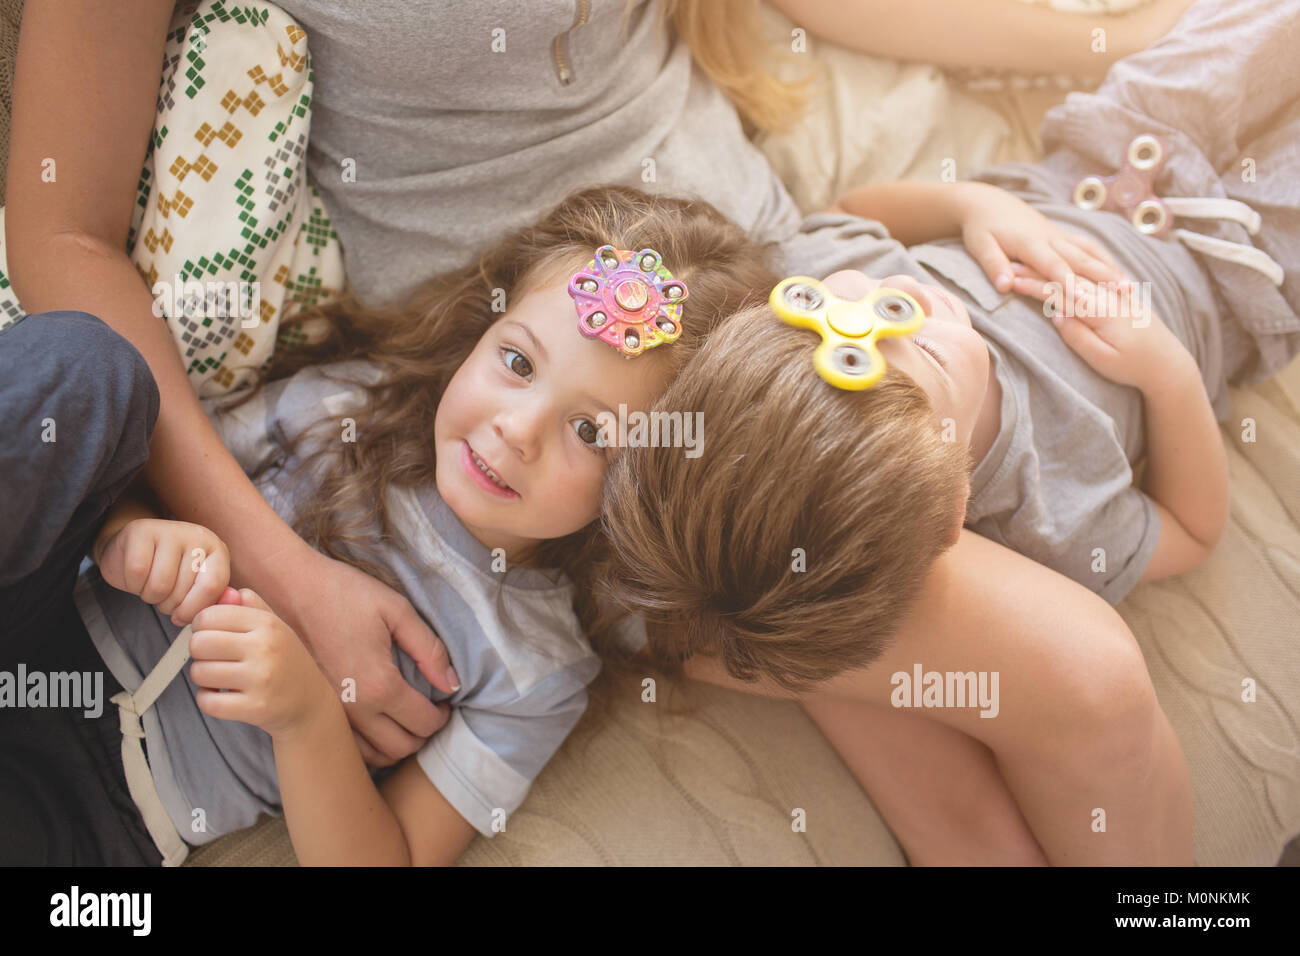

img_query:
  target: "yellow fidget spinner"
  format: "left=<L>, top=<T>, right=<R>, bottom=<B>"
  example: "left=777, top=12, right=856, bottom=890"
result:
left=770, top=276, right=926, bottom=390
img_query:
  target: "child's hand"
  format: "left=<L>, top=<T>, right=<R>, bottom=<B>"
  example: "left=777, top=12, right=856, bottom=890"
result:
left=190, top=588, right=338, bottom=739
left=1016, top=273, right=1191, bottom=392
left=957, top=182, right=1129, bottom=295
left=96, top=518, right=231, bottom=626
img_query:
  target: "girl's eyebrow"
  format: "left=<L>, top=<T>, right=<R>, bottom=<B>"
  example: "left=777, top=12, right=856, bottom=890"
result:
left=506, top=320, right=548, bottom=362
left=506, top=319, right=613, bottom=414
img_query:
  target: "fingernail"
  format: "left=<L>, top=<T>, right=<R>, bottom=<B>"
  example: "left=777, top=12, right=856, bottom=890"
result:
left=446, top=667, right=461, bottom=693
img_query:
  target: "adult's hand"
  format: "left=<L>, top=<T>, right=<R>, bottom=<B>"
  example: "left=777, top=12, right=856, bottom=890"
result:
left=257, top=543, right=461, bottom=767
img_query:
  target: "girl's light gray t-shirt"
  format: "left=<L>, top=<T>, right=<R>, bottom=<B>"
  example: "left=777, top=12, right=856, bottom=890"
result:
left=275, top=0, right=804, bottom=305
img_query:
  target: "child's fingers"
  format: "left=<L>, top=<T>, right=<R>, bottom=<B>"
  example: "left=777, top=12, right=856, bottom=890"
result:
left=1018, top=241, right=1075, bottom=293
left=1058, top=231, right=1121, bottom=269
left=195, top=687, right=254, bottom=723
left=189, top=660, right=248, bottom=692
left=234, top=588, right=273, bottom=614
left=188, top=627, right=252, bottom=662
left=1010, top=273, right=1054, bottom=302
left=158, top=545, right=205, bottom=618
left=1051, top=310, right=1121, bottom=370
left=353, top=731, right=386, bottom=767
left=169, top=547, right=232, bottom=625
left=965, top=229, right=1016, bottom=292
left=138, top=538, right=184, bottom=605
left=1051, top=236, right=1127, bottom=285
left=191, top=601, right=271, bottom=634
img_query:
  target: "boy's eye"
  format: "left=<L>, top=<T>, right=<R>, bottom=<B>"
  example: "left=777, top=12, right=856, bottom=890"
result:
left=571, top=418, right=605, bottom=451
left=502, top=347, right=533, bottom=379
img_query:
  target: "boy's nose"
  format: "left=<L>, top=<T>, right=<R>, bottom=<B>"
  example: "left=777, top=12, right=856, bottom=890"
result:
left=822, top=269, right=877, bottom=301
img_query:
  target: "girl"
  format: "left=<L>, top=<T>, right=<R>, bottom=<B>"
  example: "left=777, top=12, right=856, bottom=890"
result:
left=599, top=0, right=1299, bottom=864
left=0, top=185, right=777, bottom=866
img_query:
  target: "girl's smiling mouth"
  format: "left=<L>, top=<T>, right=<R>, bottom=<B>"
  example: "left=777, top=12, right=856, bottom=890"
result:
left=461, top=441, right=519, bottom=498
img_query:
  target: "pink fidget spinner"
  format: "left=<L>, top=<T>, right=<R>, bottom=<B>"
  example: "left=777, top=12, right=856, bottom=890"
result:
left=1073, top=134, right=1172, bottom=238
left=568, top=245, right=688, bottom=358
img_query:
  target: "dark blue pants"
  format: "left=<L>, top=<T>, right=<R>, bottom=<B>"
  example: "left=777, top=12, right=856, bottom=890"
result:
left=0, top=310, right=163, bottom=865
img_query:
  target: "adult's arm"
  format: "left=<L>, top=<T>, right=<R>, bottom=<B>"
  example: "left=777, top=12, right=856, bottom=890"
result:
left=767, top=0, right=1196, bottom=78
left=6, top=0, right=455, bottom=763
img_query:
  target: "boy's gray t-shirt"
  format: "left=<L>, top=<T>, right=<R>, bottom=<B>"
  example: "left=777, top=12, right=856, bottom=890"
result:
left=776, top=158, right=1229, bottom=605
left=75, top=362, right=600, bottom=843
left=273, top=0, right=804, bottom=306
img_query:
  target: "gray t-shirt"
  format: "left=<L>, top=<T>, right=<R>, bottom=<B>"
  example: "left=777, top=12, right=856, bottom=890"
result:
left=75, top=362, right=600, bottom=842
left=274, top=0, right=803, bottom=305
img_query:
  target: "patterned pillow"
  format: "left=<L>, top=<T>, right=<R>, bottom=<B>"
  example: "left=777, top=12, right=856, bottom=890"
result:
left=0, top=0, right=345, bottom=398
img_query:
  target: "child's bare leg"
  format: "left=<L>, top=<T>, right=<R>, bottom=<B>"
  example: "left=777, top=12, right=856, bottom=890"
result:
left=821, top=533, right=1193, bottom=864
left=685, top=531, right=1195, bottom=864
left=799, top=695, right=1047, bottom=865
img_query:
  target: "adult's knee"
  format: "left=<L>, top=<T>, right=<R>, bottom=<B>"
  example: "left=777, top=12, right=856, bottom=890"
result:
left=2, top=310, right=160, bottom=441
left=0, top=311, right=162, bottom=585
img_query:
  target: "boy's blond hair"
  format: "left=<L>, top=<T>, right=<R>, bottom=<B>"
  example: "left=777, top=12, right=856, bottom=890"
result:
left=599, top=301, right=972, bottom=694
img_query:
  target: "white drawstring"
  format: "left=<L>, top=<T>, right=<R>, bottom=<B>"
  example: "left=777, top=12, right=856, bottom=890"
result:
left=1171, top=227, right=1285, bottom=286
left=1162, top=196, right=1263, bottom=235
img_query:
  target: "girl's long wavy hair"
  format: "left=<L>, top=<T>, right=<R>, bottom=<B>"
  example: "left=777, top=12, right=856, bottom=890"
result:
left=241, top=185, right=778, bottom=654
left=662, top=0, right=816, bottom=135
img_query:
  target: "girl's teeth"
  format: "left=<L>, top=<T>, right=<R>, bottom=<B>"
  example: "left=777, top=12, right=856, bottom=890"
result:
left=472, top=450, right=509, bottom=489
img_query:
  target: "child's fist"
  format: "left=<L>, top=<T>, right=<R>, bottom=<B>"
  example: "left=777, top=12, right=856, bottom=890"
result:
left=96, top=518, right=231, bottom=626
left=189, top=588, right=336, bottom=739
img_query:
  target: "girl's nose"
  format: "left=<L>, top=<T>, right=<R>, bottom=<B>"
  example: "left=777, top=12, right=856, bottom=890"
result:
left=493, top=405, right=544, bottom=462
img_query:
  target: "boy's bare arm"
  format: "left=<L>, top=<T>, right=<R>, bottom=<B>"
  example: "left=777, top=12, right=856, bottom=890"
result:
left=1137, top=354, right=1230, bottom=575
left=832, top=181, right=968, bottom=247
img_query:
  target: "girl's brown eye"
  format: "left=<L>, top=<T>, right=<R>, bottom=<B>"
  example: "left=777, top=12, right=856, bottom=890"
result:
left=573, top=419, right=601, bottom=447
left=504, top=348, right=533, bottom=378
